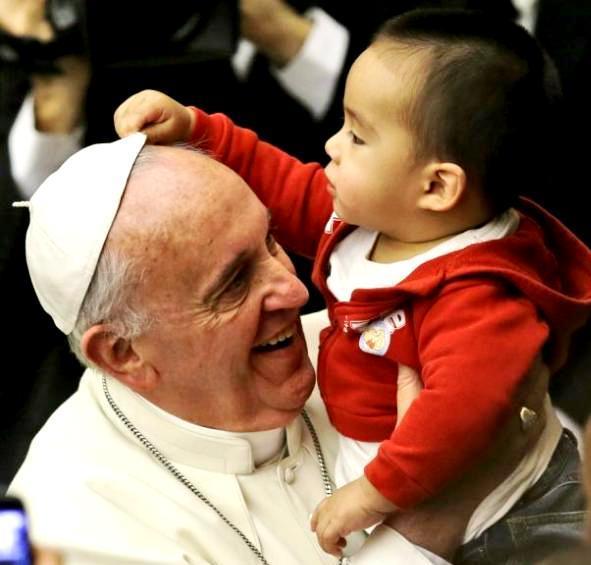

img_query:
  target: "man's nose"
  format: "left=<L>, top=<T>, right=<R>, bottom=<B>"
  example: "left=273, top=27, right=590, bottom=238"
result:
left=262, top=257, right=309, bottom=311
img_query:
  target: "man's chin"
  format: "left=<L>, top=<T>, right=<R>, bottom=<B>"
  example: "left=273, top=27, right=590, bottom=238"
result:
left=286, top=362, right=317, bottom=408
left=251, top=333, right=317, bottom=409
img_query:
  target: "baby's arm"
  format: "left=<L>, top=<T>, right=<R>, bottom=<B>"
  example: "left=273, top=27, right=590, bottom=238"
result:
left=310, top=475, right=397, bottom=556
left=310, top=364, right=419, bottom=556
left=313, top=354, right=549, bottom=560
left=115, top=90, right=333, bottom=258
left=366, top=280, right=550, bottom=508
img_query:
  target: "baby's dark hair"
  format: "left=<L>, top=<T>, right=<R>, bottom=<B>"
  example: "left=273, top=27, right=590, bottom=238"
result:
left=374, top=9, right=561, bottom=212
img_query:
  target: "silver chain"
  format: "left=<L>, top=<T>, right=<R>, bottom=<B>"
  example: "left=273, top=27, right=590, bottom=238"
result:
left=102, top=376, right=341, bottom=565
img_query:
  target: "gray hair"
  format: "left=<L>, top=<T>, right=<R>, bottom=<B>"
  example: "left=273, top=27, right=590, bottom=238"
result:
left=67, top=246, right=154, bottom=366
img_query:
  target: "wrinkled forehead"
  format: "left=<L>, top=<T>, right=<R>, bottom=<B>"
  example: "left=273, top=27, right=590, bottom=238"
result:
left=108, top=147, right=267, bottom=309
left=115, top=145, right=265, bottom=264
left=118, top=147, right=252, bottom=229
left=171, top=149, right=265, bottom=239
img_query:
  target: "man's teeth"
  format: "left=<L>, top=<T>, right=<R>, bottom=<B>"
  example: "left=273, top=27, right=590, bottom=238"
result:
left=256, top=326, right=295, bottom=348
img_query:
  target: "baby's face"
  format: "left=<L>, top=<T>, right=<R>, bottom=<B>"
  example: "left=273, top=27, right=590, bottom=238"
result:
left=324, top=43, right=427, bottom=239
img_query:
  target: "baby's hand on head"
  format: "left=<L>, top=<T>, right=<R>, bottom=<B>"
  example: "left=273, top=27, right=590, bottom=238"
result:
left=310, top=475, right=397, bottom=556
left=114, top=89, right=195, bottom=145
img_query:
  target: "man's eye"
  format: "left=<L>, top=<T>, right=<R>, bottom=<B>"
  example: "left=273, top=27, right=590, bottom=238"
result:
left=225, top=272, right=249, bottom=295
left=210, top=272, right=249, bottom=313
left=348, top=130, right=365, bottom=145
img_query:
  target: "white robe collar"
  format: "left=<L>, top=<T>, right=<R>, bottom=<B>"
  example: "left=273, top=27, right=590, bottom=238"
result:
left=88, top=371, right=303, bottom=475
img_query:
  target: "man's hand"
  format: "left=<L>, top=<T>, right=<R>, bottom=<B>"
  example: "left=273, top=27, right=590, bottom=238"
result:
left=0, top=0, right=90, bottom=134
left=240, top=0, right=312, bottom=67
left=385, top=354, right=549, bottom=561
left=32, top=55, right=89, bottom=133
left=396, top=363, right=423, bottom=428
left=0, top=0, right=53, bottom=40
left=310, top=475, right=397, bottom=556
left=114, top=89, right=195, bottom=145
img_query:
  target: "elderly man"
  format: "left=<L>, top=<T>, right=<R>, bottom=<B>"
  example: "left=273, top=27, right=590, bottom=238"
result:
left=8, top=135, right=545, bottom=564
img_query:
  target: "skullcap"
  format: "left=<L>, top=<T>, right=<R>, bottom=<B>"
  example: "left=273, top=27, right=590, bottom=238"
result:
left=14, top=133, right=146, bottom=334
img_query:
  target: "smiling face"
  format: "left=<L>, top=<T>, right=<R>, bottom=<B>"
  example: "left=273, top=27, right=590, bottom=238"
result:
left=324, top=43, right=431, bottom=240
left=114, top=148, right=315, bottom=431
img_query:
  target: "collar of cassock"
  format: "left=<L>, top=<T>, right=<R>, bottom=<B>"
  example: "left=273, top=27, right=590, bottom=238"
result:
left=92, top=371, right=302, bottom=474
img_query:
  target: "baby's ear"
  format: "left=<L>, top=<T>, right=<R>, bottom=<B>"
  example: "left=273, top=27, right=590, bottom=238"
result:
left=417, top=162, right=466, bottom=212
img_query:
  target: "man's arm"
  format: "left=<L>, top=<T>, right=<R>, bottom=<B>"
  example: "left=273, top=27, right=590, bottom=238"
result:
left=9, top=81, right=86, bottom=198
left=1, top=0, right=89, bottom=197
left=360, top=354, right=548, bottom=563
left=238, top=1, right=349, bottom=120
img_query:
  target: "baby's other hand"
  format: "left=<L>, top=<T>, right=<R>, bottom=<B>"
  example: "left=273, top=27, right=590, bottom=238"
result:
left=114, top=89, right=194, bottom=145
left=310, top=476, right=397, bottom=556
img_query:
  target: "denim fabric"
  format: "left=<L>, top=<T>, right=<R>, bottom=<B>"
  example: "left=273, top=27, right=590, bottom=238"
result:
left=455, top=430, right=586, bottom=564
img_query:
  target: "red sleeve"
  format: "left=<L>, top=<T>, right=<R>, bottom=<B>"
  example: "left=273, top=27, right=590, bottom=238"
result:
left=188, top=106, right=334, bottom=259
left=364, top=280, right=549, bottom=508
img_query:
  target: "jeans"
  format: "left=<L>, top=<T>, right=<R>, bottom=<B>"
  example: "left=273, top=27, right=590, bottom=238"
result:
left=455, top=430, right=586, bottom=564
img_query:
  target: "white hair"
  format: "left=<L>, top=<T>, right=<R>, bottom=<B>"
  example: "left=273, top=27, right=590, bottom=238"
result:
left=67, top=245, right=155, bottom=367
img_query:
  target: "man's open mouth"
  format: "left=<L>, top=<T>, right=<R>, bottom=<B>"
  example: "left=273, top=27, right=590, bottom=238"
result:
left=253, top=325, right=296, bottom=352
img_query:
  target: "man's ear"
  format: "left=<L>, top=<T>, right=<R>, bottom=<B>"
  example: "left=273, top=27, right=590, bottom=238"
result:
left=81, top=325, right=159, bottom=393
left=417, top=162, right=466, bottom=212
